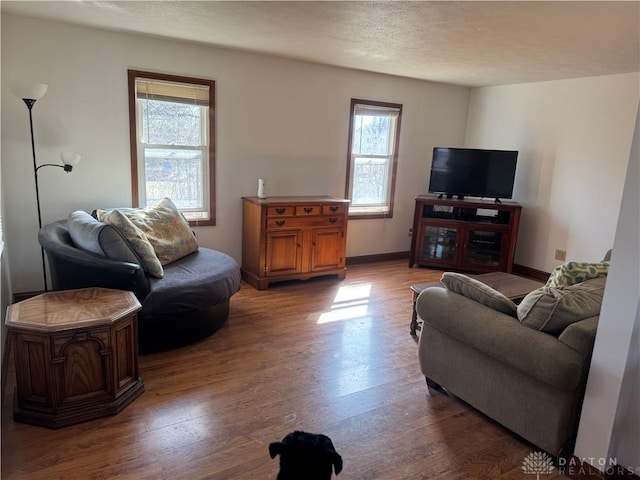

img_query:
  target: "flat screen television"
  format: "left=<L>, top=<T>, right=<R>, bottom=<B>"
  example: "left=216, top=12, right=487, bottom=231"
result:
left=428, top=147, right=518, bottom=201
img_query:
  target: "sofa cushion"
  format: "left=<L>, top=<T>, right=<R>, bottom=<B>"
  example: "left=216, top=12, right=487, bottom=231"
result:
left=440, top=272, right=518, bottom=316
left=67, top=210, right=141, bottom=264
left=558, top=316, right=599, bottom=357
left=546, top=261, right=609, bottom=288
left=141, top=248, right=241, bottom=317
left=518, top=276, right=606, bottom=335
left=113, top=197, right=198, bottom=266
left=96, top=209, right=165, bottom=278
left=96, top=198, right=198, bottom=267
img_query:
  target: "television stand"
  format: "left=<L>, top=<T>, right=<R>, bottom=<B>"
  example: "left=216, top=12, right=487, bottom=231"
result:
left=439, top=193, right=465, bottom=200
left=409, top=195, right=522, bottom=273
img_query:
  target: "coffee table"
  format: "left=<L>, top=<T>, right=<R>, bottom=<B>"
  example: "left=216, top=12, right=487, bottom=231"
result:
left=410, top=272, right=545, bottom=335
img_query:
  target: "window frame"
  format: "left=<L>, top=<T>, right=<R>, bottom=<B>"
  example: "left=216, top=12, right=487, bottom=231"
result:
left=344, top=98, right=402, bottom=219
left=128, top=69, right=216, bottom=226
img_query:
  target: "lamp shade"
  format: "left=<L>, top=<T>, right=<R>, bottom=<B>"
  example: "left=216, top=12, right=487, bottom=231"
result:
left=13, top=83, right=48, bottom=101
left=61, top=152, right=81, bottom=167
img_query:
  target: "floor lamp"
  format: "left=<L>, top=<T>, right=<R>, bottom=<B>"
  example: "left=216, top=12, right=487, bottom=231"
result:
left=16, top=83, right=81, bottom=292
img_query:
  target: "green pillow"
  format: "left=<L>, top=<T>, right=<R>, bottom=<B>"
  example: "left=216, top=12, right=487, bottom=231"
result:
left=546, top=261, right=609, bottom=288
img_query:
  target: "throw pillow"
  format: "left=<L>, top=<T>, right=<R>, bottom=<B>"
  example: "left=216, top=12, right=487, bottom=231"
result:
left=546, top=261, right=609, bottom=288
left=110, top=198, right=198, bottom=266
left=440, top=272, right=517, bottom=316
left=67, top=210, right=142, bottom=265
left=518, top=276, right=606, bottom=335
left=67, top=210, right=108, bottom=256
left=97, top=209, right=164, bottom=278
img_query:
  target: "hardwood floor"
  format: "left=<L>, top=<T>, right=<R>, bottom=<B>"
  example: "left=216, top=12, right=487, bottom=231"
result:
left=1, top=260, right=568, bottom=479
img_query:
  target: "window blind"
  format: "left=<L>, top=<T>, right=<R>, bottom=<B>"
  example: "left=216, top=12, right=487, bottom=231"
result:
left=354, top=104, right=400, bottom=117
left=136, top=78, right=209, bottom=106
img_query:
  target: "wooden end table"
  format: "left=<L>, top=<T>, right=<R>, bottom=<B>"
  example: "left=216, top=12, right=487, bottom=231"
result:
left=5, top=287, right=145, bottom=428
left=410, top=272, right=545, bottom=335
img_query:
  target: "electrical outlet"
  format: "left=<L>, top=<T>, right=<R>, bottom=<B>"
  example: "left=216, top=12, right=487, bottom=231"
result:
left=408, top=228, right=413, bottom=237
left=555, top=249, right=567, bottom=261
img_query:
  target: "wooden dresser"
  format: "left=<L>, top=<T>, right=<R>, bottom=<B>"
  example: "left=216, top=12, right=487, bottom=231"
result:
left=242, top=196, right=350, bottom=290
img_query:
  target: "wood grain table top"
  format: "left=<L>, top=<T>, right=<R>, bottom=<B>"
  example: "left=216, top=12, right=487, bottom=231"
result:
left=5, top=288, right=141, bottom=332
left=471, top=272, right=545, bottom=301
left=242, top=195, right=350, bottom=205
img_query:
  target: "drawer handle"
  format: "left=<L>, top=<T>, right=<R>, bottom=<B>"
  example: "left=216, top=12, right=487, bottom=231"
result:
left=303, top=207, right=314, bottom=214
left=330, top=206, right=339, bottom=212
left=329, top=217, right=338, bottom=224
left=276, top=220, right=286, bottom=227
left=276, top=208, right=286, bottom=214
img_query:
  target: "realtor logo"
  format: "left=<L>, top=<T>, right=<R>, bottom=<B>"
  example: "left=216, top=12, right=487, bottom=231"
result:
left=522, top=451, right=556, bottom=479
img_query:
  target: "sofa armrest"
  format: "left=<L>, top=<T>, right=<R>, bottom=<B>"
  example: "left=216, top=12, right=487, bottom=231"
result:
left=39, top=223, right=149, bottom=299
left=558, top=316, right=598, bottom=357
left=417, top=287, right=585, bottom=391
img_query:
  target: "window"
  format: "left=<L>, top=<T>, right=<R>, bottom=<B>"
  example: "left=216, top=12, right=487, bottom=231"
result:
left=128, top=70, right=216, bottom=225
left=345, top=99, right=402, bottom=218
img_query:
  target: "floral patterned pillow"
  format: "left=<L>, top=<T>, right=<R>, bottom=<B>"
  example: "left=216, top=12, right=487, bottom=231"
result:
left=97, top=209, right=164, bottom=278
left=110, top=197, right=198, bottom=266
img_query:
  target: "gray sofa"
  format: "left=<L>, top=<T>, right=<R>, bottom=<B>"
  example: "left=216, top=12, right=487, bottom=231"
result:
left=416, top=273, right=605, bottom=457
left=39, top=212, right=241, bottom=353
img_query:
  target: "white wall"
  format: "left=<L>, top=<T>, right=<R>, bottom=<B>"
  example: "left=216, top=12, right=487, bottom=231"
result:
left=574, top=104, right=639, bottom=472
left=610, top=307, right=639, bottom=470
left=465, top=74, right=639, bottom=273
left=1, top=14, right=469, bottom=293
left=0, top=102, right=7, bottom=391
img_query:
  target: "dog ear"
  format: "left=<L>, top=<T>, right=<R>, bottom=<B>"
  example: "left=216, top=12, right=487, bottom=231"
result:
left=332, top=451, right=343, bottom=475
left=269, top=442, right=284, bottom=459
left=320, top=435, right=343, bottom=475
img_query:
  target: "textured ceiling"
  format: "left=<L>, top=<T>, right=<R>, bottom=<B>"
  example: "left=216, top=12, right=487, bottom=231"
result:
left=2, top=1, right=639, bottom=87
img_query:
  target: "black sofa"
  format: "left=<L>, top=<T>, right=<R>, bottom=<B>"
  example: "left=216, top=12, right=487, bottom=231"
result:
left=39, top=215, right=241, bottom=353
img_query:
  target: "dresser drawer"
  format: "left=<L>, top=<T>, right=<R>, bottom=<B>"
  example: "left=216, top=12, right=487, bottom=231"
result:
left=267, top=216, right=345, bottom=230
left=267, top=206, right=294, bottom=217
left=322, top=204, right=346, bottom=215
left=295, top=205, right=321, bottom=216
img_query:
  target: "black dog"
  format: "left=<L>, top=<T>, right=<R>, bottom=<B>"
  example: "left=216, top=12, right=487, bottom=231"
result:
left=269, top=431, right=343, bottom=480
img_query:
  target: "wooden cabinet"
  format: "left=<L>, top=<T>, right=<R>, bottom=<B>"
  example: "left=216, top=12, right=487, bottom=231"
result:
left=242, top=196, right=349, bottom=290
left=409, top=195, right=522, bottom=273
left=5, top=288, right=144, bottom=428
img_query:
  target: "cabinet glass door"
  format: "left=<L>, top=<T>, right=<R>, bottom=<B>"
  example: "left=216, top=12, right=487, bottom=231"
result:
left=463, top=230, right=503, bottom=267
left=420, top=225, right=458, bottom=263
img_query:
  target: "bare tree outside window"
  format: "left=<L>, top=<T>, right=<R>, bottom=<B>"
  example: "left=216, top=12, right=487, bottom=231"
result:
left=140, top=100, right=204, bottom=210
left=128, top=70, right=216, bottom=225
left=345, top=99, right=402, bottom=218
left=352, top=115, right=392, bottom=205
